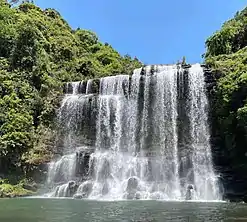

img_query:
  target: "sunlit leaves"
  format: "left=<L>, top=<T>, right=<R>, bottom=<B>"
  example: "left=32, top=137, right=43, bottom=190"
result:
left=0, top=1, right=142, bottom=173
left=205, top=7, right=247, bottom=163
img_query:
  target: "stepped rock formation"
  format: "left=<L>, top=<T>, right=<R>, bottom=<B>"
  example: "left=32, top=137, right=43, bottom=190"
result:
left=44, top=64, right=222, bottom=201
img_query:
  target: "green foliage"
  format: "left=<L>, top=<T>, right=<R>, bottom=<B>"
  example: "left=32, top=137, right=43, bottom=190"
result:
left=0, top=179, right=35, bottom=197
left=205, top=8, right=247, bottom=58
left=205, top=7, right=247, bottom=166
left=0, top=2, right=142, bottom=180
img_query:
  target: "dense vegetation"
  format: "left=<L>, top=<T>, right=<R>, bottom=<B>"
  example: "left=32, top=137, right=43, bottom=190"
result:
left=0, top=0, right=141, bottom=192
left=205, top=7, right=247, bottom=196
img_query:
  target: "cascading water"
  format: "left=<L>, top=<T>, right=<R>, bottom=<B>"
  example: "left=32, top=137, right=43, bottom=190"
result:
left=45, top=64, right=221, bottom=201
left=187, top=64, right=221, bottom=200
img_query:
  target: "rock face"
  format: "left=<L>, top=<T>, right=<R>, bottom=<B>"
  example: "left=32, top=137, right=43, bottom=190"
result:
left=204, top=67, right=247, bottom=202
left=46, top=65, right=222, bottom=200
left=75, top=149, right=94, bottom=179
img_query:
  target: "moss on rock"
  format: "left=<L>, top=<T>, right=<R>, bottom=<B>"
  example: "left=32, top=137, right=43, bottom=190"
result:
left=0, top=179, right=36, bottom=198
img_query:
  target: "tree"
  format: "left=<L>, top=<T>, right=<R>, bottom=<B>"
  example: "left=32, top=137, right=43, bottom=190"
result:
left=0, top=1, right=142, bottom=180
left=9, top=0, right=33, bottom=4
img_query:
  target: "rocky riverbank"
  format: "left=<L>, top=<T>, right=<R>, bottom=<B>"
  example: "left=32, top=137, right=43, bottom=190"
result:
left=0, top=180, right=38, bottom=198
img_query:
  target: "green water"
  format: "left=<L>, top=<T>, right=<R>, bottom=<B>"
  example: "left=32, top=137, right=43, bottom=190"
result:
left=0, top=199, right=246, bottom=222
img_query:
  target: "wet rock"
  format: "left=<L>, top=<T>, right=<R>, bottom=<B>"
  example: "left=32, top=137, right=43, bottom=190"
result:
left=22, top=182, right=38, bottom=192
left=126, top=192, right=135, bottom=200
left=73, top=194, right=83, bottom=199
left=54, top=183, right=71, bottom=197
left=185, top=184, right=194, bottom=200
left=67, top=181, right=78, bottom=197
left=134, top=192, right=141, bottom=200
left=126, top=177, right=138, bottom=192
left=125, top=177, right=139, bottom=199
left=54, top=186, right=60, bottom=197
left=98, top=160, right=111, bottom=180
left=150, top=192, right=162, bottom=200
left=102, top=182, right=109, bottom=195
left=187, top=184, right=194, bottom=190
left=76, top=150, right=93, bottom=178
left=82, top=182, right=92, bottom=193
left=77, top=181, right=93, bottom=198
left=181, top=64, right=192, bottom=69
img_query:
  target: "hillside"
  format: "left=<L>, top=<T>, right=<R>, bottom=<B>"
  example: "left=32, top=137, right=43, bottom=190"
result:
left=205, top=7, right=247, bottom=200
left=0, top=0, right=141, bottom=187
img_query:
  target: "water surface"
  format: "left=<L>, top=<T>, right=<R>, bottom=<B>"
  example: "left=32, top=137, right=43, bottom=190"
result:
left=0, top=199, right=246, bottom=221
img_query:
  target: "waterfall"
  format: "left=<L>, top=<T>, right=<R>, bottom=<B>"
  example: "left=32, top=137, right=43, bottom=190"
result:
left=187, top=64, right=221, bottom=200
left=86, top=79, right=93, bottom=94
left=45, top=64, right=221, bottom=201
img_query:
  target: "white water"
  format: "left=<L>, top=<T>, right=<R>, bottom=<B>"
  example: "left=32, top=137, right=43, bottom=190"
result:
left=46, top=64, right=221, bottom=201
left=86, top=79, right=93, bottom=94
left=187, top=64, right=221, bottom=200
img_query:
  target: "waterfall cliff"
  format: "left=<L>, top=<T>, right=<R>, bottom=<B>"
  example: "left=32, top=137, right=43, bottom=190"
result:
left=45, top=64, right=221, bottom=201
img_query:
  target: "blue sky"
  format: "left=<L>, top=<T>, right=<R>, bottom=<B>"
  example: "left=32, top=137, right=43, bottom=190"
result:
left=35, top=0, right=247, bottom=64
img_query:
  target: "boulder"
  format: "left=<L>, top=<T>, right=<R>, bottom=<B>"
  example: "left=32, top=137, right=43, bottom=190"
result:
left=134, top=192, right=141, bottom=200
left=185, top=184, right=194, bottom=200
left=22, top=182, right=38, bottom=192
left=77, top=181, right=93, bottom=198
left=125, top=177, right=139, bottom=199
left=126, top=177, right=138, bottom=192
left=67, top=181, right=78, bottom=197
left=73, top=194, right=83, bottom=199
